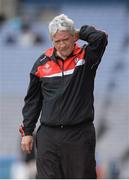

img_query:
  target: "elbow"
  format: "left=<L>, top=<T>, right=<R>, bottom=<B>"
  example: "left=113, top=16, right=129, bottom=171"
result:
left=101, top=31, right=108, bottom=46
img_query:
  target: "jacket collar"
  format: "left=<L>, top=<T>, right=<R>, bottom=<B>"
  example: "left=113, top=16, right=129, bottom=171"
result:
left=44, top=43, right=82, bottom=60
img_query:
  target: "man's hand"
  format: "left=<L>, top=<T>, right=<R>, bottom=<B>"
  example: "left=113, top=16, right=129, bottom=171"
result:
left=21, top=135, right=33, bottom=154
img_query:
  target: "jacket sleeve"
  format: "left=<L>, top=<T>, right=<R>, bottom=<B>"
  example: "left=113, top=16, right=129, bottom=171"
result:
left=21, top=63, right=43, bottom=136
left=79, top=25, right=108, bottom=69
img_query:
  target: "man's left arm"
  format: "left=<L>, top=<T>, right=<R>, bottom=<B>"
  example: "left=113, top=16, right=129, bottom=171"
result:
left=79, top=25, right=108, bottom=69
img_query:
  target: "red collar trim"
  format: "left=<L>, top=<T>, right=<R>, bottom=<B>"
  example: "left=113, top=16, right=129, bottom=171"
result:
left=44, top=44, right=82, bottom=58
left=45, top=47, right=54, bottom=57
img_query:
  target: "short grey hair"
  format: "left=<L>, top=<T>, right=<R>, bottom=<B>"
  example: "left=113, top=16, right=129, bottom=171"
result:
left=48, top=14, right=75, bottom=39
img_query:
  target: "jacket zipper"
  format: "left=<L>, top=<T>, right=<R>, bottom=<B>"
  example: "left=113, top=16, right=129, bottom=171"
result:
left=57, top=59, right=64, bottom=127
left=61, top=59, right=64, bottom=77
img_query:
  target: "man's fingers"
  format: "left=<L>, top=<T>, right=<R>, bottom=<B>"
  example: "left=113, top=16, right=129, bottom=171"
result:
left=21, top=142, right=32, bottom=154
left=21, top=135, right=33, bottom=154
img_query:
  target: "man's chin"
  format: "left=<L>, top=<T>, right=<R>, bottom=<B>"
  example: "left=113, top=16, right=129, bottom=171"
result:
left=57, top=51, right=71, bottom=59
left=61, top=53, right=70, bottom=58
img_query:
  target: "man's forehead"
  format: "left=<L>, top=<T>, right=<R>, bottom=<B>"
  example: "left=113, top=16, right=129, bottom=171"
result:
left=53, top=31, right=72, bottom=39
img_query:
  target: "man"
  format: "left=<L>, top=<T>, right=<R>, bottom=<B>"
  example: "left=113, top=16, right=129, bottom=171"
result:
left=20, top=14, right=108, bottom=178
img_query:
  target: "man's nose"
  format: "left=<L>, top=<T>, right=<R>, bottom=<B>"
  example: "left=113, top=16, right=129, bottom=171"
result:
left=60, top=41, right=65, bottom=48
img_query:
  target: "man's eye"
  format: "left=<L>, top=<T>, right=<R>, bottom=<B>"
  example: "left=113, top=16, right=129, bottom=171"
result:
left=55, top=41, right=59, bottom=44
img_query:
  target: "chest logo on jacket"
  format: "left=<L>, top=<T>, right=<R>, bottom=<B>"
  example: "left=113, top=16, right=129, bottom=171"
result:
left=74, top=58, right=79, bottom=64
left=42, top=63, right=52, bottom=73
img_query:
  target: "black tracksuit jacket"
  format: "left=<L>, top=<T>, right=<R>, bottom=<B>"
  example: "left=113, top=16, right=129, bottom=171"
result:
left=22, top=25, right=108, bottom=135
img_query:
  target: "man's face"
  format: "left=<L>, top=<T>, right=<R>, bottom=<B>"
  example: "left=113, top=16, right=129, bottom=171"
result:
left=52, top=30, right=76, bottom=59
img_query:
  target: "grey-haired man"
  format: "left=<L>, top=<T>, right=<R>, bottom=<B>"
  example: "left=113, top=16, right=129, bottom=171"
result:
left=20, top=14, right=108, bottom=178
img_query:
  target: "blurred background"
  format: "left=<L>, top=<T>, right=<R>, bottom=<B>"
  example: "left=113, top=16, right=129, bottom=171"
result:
left=0, top=0, right=129, bottom=178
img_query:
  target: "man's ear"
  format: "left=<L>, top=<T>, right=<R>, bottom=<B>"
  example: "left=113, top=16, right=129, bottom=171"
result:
left=74, top=30, right=79, bottom=42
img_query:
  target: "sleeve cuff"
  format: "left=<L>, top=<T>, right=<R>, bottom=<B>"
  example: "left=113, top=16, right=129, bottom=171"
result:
left=19, top=124, right=33, bottom=137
